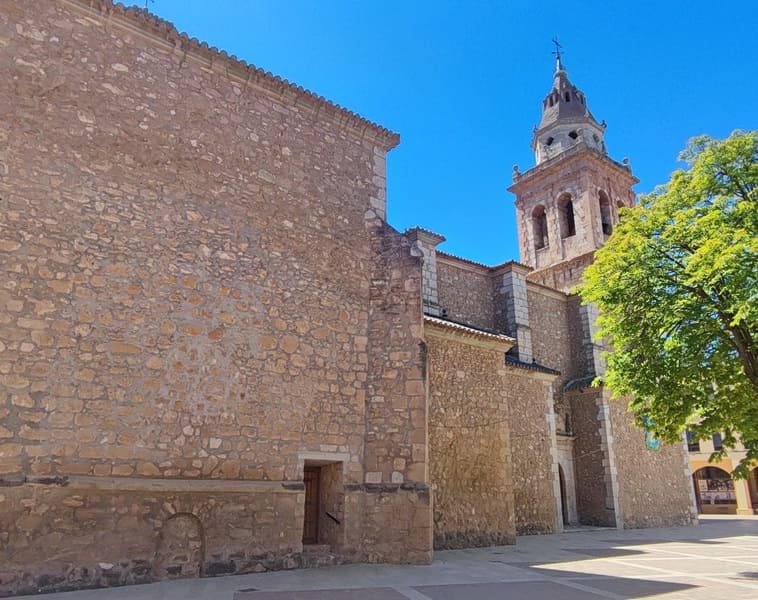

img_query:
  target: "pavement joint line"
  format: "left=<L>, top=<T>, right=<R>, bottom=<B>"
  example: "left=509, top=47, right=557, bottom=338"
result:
left=534, top=574, right=626, bottom=599
left=683, top=575, right=758, bottom=592
left=600, top=556, right=758, bottom=592
left=503, top=558, right=626, bottom=599
left=392, top=587, right=435, bottom=600
left=633, top=546, right=758, bottom=568
left=597, top=556, right=693, bottom=578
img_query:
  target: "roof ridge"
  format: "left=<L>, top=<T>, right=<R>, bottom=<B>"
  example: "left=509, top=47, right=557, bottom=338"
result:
left=65, top=0, right=400, bottom=149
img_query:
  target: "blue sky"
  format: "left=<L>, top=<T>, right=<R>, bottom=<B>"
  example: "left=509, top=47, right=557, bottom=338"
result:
left=126, top=0, right=757, bottom=265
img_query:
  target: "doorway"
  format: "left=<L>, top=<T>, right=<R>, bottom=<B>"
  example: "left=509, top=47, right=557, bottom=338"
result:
left=558, top=465, right=569, bottom=526
left=303, top=466, right=321, bottom=544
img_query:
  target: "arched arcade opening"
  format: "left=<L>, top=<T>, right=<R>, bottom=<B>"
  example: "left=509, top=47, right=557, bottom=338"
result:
left=692, top=467, right=737, bottom=514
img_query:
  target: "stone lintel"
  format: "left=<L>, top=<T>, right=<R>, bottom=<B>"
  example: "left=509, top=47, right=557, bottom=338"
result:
left=298, top=451, right=351, bottom=466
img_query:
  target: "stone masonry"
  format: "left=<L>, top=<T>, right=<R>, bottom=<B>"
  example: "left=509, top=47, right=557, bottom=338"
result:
left=0, top=1, right=697, bottom=596
left=425, top=318, right=515, bottom=548
left=0, top=1, right=430, bottom=595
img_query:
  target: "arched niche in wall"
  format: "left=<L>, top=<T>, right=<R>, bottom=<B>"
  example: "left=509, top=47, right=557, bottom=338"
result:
left=557, top=193, right=576, bottom=238
left=598, top=190, right=613, bottom=236
left=532, top=204, right=549, bottom=250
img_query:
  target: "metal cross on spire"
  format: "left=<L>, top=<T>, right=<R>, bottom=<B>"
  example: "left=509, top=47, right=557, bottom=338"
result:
left=551, top=37, right=565, bottom=71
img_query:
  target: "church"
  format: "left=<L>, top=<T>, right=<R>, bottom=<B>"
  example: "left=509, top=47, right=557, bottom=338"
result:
left=0, top=1, right=696, bottom=595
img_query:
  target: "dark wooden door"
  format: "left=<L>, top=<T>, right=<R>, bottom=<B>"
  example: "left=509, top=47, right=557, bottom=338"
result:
left=558, top=465, right=569, bottom=526
left=303, top=466, right=320, bottom=544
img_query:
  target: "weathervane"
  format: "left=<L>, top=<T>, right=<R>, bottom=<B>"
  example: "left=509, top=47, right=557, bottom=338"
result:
left=551, top=37, right=564, bottom=70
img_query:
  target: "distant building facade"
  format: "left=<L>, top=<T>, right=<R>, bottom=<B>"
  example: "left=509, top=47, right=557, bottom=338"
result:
left=0, top=1, right=696, bottom=596
left=687, top=434, right=758, bottom=515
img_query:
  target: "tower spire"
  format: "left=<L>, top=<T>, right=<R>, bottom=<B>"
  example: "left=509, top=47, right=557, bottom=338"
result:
left=530, top=42, right=608, bottom=164
left=551, top=37, right=564, bottom=72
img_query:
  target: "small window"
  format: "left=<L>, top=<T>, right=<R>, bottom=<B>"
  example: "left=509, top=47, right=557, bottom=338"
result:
left=686, top=431, right=700, bottom=452
left=712, top=433, right=723, bottom=451
left=564, top=91, right=570, bottom=102
left=546, top=136, right=554, bottom=146
left=568, top=130, right=578, bottom=140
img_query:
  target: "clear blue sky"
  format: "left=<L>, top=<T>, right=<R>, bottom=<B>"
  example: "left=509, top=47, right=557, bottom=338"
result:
left=126, top=0, right=757, bottom=265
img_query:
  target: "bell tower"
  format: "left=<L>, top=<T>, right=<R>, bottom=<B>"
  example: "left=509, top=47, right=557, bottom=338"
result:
left=508, top=49, right=638, bottom=293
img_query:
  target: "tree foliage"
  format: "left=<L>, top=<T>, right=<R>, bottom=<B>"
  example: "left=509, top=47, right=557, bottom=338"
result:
left=580, top=131, right=757, bottom=477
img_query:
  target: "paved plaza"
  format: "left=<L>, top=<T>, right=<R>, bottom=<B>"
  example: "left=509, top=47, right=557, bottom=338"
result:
left=19, top=516, right=758, bottom=600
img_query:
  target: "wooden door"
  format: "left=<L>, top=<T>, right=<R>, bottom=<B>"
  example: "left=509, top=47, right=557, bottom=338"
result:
left=558, top=465, right=569, bottom=526
left=303, top=466, right=320, bottom=544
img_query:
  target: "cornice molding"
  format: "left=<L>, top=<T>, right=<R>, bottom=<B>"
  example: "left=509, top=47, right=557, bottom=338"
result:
left=509, top=144, right=638, bottom=195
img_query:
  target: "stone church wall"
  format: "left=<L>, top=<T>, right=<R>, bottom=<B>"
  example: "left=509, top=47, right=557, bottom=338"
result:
left=608, top=396, right=697, bottom=528
left=355, top=224, right=432, bottom=563
left=567, top=389, right=617, bottom=527
left=505, top=369, right=559, bottom=534
left=0, top=1, right=429, bottom=594
left=436, top=259, right=496, bottom=331
left=427, top=332, right=515, bottom=548
left=526, top=285, right=572, bottom=434
left=566, top=294, right=593, bottom=380
left=1, top=482, right=303, bottom=594
left=526, top=285, right=570, bottom=374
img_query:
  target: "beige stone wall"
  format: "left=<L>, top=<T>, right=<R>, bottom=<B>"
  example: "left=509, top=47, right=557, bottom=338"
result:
left=347, top=483, right=432, bottom=564
left=505, top=368, right=559, bottom=534
left=0, top=1, right=430, bottom=593
left=609, top=397, right=697, bottom=528
left=567, top=389, right=617, bottom=526
left=1, top=0, right=383, bottom=484
left=427, top=332, right=515, bottom=549
left=359, top=225, right=432, bottom=564
left=526, top=285, right=570, bottom=373
left=436, top=258, right=495, bottom=331
left=526, top=285, right=572, bottom=434
left=566, top=294, right=593, bottom=380
left=0, top=480, right=303, bottom=596
left=556, top=436, right=578, bottom=524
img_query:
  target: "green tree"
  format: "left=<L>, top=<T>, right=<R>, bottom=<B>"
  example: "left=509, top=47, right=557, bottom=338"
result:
left=580, top=131, right=758, bottom=478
